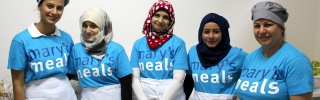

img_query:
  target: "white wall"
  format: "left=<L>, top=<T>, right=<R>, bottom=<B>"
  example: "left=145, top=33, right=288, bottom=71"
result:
left=0, top=0, right=319, bottom=80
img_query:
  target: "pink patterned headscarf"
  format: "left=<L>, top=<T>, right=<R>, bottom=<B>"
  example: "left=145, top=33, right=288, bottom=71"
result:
left=142, top=0, right=175, bottom=49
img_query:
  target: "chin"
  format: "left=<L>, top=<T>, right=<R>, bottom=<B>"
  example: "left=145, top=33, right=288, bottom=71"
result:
left=46, top=21, right=58, bottom=25
left=207, top=45, right=217, bottom=48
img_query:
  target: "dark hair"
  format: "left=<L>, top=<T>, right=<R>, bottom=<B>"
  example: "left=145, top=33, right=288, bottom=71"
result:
left=37, top=0, right=69, bottom=7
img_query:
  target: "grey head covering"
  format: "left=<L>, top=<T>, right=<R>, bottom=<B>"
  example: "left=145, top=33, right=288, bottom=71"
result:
left=79, top=7, right=113, bottom=60
left=251, top=1, right=289, bottom=28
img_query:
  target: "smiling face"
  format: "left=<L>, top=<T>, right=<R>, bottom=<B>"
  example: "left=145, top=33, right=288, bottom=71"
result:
left=82, top=21, right=100, bottom=39
left=253, top=18, right=284, bottom=49
left=151, top=11, right=170, bottom=32
left=202, top=22, right=222, bottom=48
left=38, top=0, right=65, bottom=25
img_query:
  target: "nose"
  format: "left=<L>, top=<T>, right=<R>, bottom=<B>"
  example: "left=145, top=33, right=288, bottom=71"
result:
left=208, top=32, right=214, bottom=38
left=158, top=17, right=163, bottom=23
left=259, top=27, right=267, bottom=35
left=52, top=8, right=57, bottom=14
left=84, top=27, right=91, bottom=34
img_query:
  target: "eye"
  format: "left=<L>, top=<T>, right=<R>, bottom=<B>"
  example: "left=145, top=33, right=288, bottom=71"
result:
left=254, top=24, right=260, bottom=28
left=203, top=30, right=210, bottom=34
left=46, top=4, right=54, bottom=8
left=153, top=13, right=160, bottom=18
left=213, top=30, right=220, bottom=34
left=57, top=6, right=64, bottom=11
left=264, top=23, right=273, bottom=27
left=90, top=24, right=98, bottom=29
left=162, top=15, right=169, bottom=20
left=82, top=23, right=88, bottom=28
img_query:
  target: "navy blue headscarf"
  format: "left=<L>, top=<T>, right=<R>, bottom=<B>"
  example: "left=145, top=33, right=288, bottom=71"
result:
left=196, top=13, right=231, bottom=68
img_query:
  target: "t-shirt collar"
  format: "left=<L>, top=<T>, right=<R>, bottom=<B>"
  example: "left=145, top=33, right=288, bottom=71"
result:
left=28, top=23, right=60, bottom=38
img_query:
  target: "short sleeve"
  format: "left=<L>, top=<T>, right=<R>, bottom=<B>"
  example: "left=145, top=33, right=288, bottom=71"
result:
left=116, top=49, right=133, bottom=78
left=173, top=41, right=188, bottom=70
left=130, top=41, right=139, bottom=68
left=8, top=39, right=27, bottom=70
left=67, top=48, right=77, bottom=75
left=286, top=56, right=314, bottom=95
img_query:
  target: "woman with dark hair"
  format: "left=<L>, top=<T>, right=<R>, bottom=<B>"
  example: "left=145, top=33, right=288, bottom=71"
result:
left=8, top=0, right=76, bottom=99
left=235, top=1, right=314, bottom=100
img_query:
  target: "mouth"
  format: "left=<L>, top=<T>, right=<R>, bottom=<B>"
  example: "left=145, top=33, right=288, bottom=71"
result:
left=207, top=41, right=216, bottom=44
left=156, top=24, right=164, bottom=28
left=48, top=15, right=58, bottom=21
left=259, top=36, right=270, bottom=40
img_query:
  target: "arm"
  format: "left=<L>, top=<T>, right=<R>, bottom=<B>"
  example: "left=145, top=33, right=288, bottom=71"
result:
left=120, top=74, right=132, bottom=100
left=132, top=68, right=147, bottom=100
left=183, top=74, right=194, bottom=99
left=11, top=69, right=26, bottom=100
left=160, top=70, right=186, bottom=100
left=289, top=92, right=313, bottom=100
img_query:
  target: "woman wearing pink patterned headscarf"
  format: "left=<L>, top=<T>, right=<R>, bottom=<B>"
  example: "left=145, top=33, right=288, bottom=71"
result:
left=130, top=0, right=188, bottom=100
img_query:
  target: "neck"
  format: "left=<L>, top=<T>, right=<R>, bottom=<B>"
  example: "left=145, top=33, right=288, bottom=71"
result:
left=262, top=40, right=285, bottom=58
left=35, top=21, right=55, bottom=36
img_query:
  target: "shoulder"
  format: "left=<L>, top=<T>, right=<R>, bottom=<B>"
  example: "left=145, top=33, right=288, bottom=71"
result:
left=72, top=42, right=84, bottom=49
left=230, top=47, right=248, bottom=55
left=12, top=29, right=31, bottom=41
left=108, top=41, right=125, bottom=51
left=187, top=45, right=197, bottom=55
left=108, top=41, right=124, bottom=48
left=133, top=36, right=146, bottom=44
left=280, top=42, right=309, bottom=61
left=281, top=43, right=306, bottom=56
left=169, top=35, right=185, bottom=44
left=58, top=29, right=72, bottom=39
left=188, top=45, right=197, bottom=52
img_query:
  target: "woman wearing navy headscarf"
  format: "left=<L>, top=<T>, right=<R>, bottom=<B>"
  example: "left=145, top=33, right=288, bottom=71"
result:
left=184, top=13, right=247, bottom=100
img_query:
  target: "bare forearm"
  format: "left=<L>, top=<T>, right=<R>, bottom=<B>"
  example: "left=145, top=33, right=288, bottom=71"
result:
left=11, top=70, right=26, bottom=100
left=13, top=85, right=25, bottom=100
left=289, top=92, right=313, bottom=100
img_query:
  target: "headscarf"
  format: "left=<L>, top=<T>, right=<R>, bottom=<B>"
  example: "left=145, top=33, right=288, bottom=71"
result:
left=196, top=13, right=232, bottom=68
left=79, top=7, right=113, bottom=60
left=142, top=0, right=175, bottom=49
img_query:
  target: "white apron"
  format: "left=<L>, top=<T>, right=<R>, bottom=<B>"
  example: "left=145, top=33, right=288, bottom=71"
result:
left=25, top=76, right=77, bottom=100
left=140, top=78, right=185, bottom=100
left=193, top=91, right=234, bottom=100
left=81, top=84, right=121, bottom=100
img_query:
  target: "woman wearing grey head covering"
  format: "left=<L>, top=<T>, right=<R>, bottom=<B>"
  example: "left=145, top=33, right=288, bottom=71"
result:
left=235, top=1, right=314, bottom=100
left=67, top=7, right=133, bottom=100
left=8, top=0, right=76, bottom=100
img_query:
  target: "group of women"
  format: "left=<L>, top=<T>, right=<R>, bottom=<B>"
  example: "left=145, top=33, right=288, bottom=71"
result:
left=7, top=0, right=314, bottom=100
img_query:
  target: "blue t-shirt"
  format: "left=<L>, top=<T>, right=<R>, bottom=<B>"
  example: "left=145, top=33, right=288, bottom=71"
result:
left=8, top=25, right=74, bottom=84
left=68, top=41, right=133, bottom=88
left=187, top=46, right=247, bottom=94
left=235, top=42, right=314, bottom=100
left=130, top=35, right=188, bottom=80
